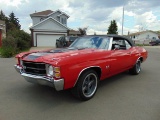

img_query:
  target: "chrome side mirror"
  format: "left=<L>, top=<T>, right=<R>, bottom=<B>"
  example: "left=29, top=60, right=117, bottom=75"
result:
left=114, top=44, right=120, bottom=50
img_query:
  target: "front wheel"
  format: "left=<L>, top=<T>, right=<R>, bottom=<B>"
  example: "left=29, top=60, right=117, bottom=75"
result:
left=71, top=70, right=99, bottom=101
left=129, top=59, right=141, bottom=75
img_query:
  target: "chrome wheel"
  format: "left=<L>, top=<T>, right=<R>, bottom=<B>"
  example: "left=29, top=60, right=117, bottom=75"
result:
left=136, top=60, right=141, bottom=73
left=82, top=73, right=97, bottom=98
left=129, top=59, right=142, bottom=75
left=71, top=70, right=99, bottom=101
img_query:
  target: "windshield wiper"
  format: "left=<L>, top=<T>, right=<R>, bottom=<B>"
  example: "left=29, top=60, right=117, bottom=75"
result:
left=76, top=47, right=89, bottom=50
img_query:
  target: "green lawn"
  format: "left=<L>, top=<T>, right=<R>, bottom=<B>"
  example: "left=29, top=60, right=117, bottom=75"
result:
left=0, top=47, right=2, bottom=56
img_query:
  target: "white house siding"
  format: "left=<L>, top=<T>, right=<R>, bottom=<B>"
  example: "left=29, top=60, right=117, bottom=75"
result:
left=31, top=17, right=41, bottom=25
left=34, top=19, right=68, bottom=31
left=130, top=31, right=159, bottom=44
left=31, top=18, right=68, bottom=47
left=50, top=11, right=61, bottom=20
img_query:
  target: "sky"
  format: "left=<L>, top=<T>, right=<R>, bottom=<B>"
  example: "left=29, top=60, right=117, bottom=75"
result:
left=0, top=0, right=160, bottom=35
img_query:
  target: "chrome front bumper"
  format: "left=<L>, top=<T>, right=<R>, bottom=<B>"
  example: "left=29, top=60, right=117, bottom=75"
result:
left=14, top=65, right=64, bottom=91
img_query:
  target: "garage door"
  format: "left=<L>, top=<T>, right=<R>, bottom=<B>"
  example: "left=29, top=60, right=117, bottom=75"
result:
left=37, top=34, right=63, bottom=47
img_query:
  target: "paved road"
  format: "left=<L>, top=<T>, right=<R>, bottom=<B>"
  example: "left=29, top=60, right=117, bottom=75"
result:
left=0, top=47, right=160, bottom=120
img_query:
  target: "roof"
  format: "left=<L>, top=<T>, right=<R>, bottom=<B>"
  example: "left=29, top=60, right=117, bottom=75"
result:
left=129, top=30, right=159, bottom=36
left=69, top=29, right=81, bottom=35
left=82, top=34, right=135, bottom=46
left=30, top=17, right=70, bottom=30
left=30, top=10, right=53, bottom=17
left=30, top=9, right=69, bottom=18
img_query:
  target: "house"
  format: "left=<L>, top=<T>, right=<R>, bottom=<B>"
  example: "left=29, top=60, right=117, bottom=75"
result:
left=69, top=29, right=81, bottom=36
left=30, top=10, right=71, bottom=47
left=128, top=30, right=160, bottom=44
left=0, top=20, right=6, bottom=47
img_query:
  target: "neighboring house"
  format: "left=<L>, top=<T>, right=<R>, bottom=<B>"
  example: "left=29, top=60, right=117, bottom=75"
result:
left=69, top=29, right=81, bottom=36
left=0, top=20, right=6, bottom=47
left=30, top=10, right=70, bottom=47
left=128, top=30, right=160, bottom=44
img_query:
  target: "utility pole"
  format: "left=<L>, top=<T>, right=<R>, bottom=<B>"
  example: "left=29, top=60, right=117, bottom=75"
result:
left=122, top=6, right=124, bottom=35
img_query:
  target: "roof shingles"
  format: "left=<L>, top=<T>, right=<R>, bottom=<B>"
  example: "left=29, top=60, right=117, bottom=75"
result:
left=30, top=10, right=53, bottom=16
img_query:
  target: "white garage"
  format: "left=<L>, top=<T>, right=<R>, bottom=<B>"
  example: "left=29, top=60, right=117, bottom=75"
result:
left=30, top=17, right=70, bottom=47
left=36, top=34, right=63, bottom=47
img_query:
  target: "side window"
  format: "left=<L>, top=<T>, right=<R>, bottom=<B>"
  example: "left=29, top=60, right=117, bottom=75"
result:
left=112, top=38, right=126, bottom=50
left=125, top=40, right=131, bottom=49
left=59, top=37, right=62, bottom=41
left=61, top=37, right=65, bottom=42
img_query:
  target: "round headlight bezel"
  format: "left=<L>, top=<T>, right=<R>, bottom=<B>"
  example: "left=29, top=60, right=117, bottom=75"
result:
left=47, top=65, right=54, bottom=76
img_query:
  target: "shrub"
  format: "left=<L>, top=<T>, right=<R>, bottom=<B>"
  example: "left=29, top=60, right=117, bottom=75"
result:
left=16, top=37, right=30, bottom=51
left=1, top=46, right=16, bottom=58
left=2, top=36, right=17, bottom=48
left=7, top=29, right=31, bottom=50
left=1, top=29, right=31, bottom=58
left=1, top=36, right=17, bottom=58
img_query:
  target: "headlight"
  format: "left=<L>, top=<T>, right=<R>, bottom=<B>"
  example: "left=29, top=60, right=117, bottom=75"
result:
left=47, top=65, right=54, bottom=76
left=46, top=65, right=61, bottom=78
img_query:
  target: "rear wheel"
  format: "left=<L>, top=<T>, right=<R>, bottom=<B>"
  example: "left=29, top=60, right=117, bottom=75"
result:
left=129, top=59, right=141, bottom=75
left=71, top=70, right=98, bottom=101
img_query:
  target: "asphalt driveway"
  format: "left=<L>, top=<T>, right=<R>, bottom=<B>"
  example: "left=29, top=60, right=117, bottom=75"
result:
left=0, top=47, right=160, bottom=120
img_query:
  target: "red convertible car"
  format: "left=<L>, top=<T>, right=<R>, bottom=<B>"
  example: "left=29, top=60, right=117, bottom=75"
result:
left=14, top=35, right=148, bottom=101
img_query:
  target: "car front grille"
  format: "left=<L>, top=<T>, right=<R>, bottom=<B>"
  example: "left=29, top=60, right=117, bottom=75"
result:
left=22, top=61, right=46, bottom=76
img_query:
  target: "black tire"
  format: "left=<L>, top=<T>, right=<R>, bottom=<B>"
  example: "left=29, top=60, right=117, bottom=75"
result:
left=71, top=70, right=99, bottom=101
left=129, top=59, right=141, bottom=75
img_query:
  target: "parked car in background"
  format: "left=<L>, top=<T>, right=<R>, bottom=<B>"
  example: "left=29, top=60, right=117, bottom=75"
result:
left=56, top=36, right=78, bottom=48
left=14, top=35, right=148, bottom=101
left=149, top=39, right=160, bottom=46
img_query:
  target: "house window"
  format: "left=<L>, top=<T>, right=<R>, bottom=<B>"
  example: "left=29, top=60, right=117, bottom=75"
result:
left=61, top=18, right=66, bottom=24
left=40, top=18, right=45, bottom=21
left=146, top=35, right=149, bottom=39
left=152, top=37, right=156, bottom=39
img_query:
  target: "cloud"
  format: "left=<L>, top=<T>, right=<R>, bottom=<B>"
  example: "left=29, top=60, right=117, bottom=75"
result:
left=0, top=0, right=160, bottom=35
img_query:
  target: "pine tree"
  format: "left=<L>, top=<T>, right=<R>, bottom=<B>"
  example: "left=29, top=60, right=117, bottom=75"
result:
left=0, top=10, right=6, bottom=20
left=9, top=12, right=21, bottom=30
left=107, top=20, right=118, bottom=34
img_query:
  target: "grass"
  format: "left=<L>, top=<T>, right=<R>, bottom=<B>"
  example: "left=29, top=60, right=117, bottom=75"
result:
left=0, top=47, right=30, bottom=58
left=136, top=44, right=150, bottom=46
left=0, top=47, right=2, bottom=56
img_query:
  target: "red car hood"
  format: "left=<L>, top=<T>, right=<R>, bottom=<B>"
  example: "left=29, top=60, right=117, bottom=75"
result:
left=22, top=48, right=110, bottom=66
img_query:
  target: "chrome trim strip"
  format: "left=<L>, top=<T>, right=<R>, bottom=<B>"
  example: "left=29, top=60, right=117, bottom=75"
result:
left=23, top=66, right=45, bottom=70
left=14, top=65, right=64, bottom=91
left=23, top=61, right=45, bottom=64
left=74, top=66, right=102, bottom=87
left=14, top=65, right=22, bottom=73
left=108, top=37, right=113, bottom=50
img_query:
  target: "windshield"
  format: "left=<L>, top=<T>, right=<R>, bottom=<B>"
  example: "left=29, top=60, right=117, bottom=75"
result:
left=69, top=36, right=110, bottom=49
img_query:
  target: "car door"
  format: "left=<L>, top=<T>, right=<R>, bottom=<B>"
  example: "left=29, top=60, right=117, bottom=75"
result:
left=109, top=38, right=133, bottom=75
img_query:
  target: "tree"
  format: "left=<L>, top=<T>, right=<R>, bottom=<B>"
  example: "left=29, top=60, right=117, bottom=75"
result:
left=9, top=12, right=21, bottom=30
left=0, top=10, right=6, bottom=20
left=78, top=27, right=88, bottom=36
left=107, top=20, right=118, bottom=34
